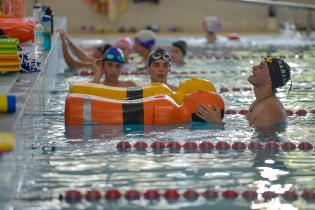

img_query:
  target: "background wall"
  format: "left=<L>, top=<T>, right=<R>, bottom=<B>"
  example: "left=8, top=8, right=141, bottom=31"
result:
left=26, top=0, right=315, bottom=33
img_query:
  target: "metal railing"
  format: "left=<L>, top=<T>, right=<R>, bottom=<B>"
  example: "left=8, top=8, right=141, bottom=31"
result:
left=224, top=0, right=315, bottom=36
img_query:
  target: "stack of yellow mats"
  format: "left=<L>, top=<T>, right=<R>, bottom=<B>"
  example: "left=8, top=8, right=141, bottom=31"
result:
left=0, top=38, right=21, bottom=72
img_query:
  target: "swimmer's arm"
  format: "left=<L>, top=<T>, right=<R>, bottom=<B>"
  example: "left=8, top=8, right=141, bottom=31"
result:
left=66, top=38, right=93, bottom=62
left=60, top=33, right=93, bottom=68
left=196, top=104, right=225, bottom=125
left=90, top=60, right=103, bottom=84
left=59, top=30, right=93, bottom=62
left=125, top=81, right=137, bottom=87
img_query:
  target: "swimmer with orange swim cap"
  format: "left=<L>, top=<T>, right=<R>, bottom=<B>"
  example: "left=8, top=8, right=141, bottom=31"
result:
left=91, top=47, right=136, bottom=87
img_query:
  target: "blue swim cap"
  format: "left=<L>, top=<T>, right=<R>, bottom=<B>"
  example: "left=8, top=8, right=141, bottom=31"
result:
left=102, top=47, right=125, bottom=64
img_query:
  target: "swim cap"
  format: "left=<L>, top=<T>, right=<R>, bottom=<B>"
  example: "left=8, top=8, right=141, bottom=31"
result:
left=202, top=16, right=222, bottom=33
left=264, top=56, right=291, bottom=89
left=115, top=37, right=133, bottom=50
left=172, top=40, right=187, bottom=56
left=103, top=47, right=125, bottom=64
left=147, top=48, right=171, bottom=67
left=135, top=30, right=156, bottom=50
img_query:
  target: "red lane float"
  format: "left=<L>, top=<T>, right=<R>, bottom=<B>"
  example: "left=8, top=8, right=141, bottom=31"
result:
left=125, top=190, right=141, bottom=200
left=79, top=70, right=200, bottom=76
left=301, top=191, right=315, bottom=201
left=298, top=142, right=313, bottom=151
left=264, top=141, right=280, bottom=151
left=223, top=109, right=313, bottom=116
left=282, top=191, right=298, bottom=201
left=202, top=189, right=218, bottom=199
left=65, top=190, right=83, bottom=203
left=105, top=189, right=121, bottom=200
left=167, top=141, right=181, bottom=152
left=281, top=142, right=296, bottom=151
left=222, top=190, right=238, bottom=199
left=116, top=140, right=314, bottom=153
left=133, top=141, right=148, bottom=150
left=242, top=190, right=257, bottom=201
left=183, top=141, right=198, bottom=152
left=164, top=189, right=180, bottom=200
left=144, top=189, right=160, bottom=200
left=262, top=191, right=278, bottom=200
left=116, top=141, right=131, bottom=151
left=151, top=141, right=166, bottom=151
left=199, top=141, right=214, bottom=152
left=215, top=141, right=231, bottom=150
left=232, top=141, right=247, bottom=150
left=85, top=190, right=102, bottom=201
left=62, top=189, right=315, bottom=203
left=183, top=189, right=199, bottom=200
left=186, top=54, right=307, bottom=61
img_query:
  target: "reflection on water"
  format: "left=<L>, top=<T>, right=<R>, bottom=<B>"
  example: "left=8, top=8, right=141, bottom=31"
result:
left=9, top=47, right=315, bottom=210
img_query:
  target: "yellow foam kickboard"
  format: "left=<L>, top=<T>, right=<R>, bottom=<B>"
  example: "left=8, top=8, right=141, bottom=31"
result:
left=0, top=132, right=15, bottom=152
left=0, top=59, right=21, bottom=66
left=0, top=50, right=18, bottom=54
left=0, top=65, right=21, bottom=71
left=0, top=53, right=19, bottom=59
left=0, top=95, right=8, bottom=112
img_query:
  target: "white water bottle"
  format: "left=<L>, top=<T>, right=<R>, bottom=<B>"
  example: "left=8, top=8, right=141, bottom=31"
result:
left=33, top=5, right=44, bottom=57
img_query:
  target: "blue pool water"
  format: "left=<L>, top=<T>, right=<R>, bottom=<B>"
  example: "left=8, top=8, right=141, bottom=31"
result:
left=2, top=39, right=315, bottom=210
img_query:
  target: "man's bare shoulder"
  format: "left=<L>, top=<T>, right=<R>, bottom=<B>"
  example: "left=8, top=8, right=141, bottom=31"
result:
left=253, top=101, right=287, bottom=127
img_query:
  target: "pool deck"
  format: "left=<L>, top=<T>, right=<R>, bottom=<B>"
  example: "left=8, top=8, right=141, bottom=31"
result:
left=0, top=17, right=67, bottom=133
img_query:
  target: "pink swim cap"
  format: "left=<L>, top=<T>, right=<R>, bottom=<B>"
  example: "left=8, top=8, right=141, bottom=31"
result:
left=115, top=37, right=133, bottom=50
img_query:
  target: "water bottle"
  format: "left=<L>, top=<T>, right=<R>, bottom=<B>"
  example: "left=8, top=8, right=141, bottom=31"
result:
left=45, top=7, right=54, bottom=34
left=42, top=15, right=52, bottom=51
left=33, top=5, right=44, bottom=57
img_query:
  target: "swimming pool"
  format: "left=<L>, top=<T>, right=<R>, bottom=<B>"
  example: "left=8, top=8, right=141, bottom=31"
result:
left=1, top=37, right=315, bottom=210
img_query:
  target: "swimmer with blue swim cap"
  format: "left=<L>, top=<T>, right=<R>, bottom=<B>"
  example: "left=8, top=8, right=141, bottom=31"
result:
left=91, top=47, right=136, bottom=87
left=134, top=30, right=157, bottom=60
left=102, top=47, right=125, bottom=64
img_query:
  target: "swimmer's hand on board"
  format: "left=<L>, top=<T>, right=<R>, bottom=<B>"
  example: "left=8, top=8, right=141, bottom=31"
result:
left=196, top=104, right=224, bottom=125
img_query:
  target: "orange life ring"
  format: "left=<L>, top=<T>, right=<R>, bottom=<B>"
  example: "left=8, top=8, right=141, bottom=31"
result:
left=65, top=90, right=225, bottom=125
left=0, top=16, right=34, bottom=43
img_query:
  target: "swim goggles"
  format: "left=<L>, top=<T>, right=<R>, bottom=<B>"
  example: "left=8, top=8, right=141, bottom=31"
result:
left=151, top=52, right=171, bottom=62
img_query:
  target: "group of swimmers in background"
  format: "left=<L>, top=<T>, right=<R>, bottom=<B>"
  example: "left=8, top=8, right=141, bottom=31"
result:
left=59, top=16, right=292, bottom=132
left=59, top=28, right=185, bottom=90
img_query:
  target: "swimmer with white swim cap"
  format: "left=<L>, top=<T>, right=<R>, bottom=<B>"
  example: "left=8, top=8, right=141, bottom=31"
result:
left=202, top=16, right=222, bottom=44
left=134, top=30, right=157, bottom=60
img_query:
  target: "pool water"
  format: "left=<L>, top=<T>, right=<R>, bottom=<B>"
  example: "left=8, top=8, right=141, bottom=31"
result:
left=5, top=44, right=315, bottom=210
